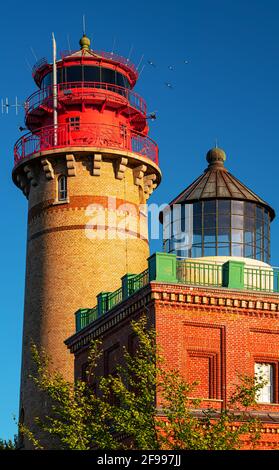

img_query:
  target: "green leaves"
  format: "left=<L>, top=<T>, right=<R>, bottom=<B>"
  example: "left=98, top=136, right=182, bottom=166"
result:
left=21, top=317, right=265, bottom=450
left=0, top=436, right=18, bottom=450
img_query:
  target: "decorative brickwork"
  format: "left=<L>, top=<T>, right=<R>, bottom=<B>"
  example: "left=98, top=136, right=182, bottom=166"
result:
left=66, top=281, right=279, bottom=449
left=16, top=153, right=159, bottom=448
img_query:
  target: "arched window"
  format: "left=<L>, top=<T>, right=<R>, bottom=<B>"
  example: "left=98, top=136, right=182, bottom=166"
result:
left=58, top=175, right=67, bottom=201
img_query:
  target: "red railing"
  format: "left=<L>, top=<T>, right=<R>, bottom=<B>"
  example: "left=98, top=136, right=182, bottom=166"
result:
left=25, top=82, right=146, bottom=118
left=32, top=57, right=48, bottom=77
left=60, top=50, right=138, bottom=76
left=14, top=123, right=158, bottom=166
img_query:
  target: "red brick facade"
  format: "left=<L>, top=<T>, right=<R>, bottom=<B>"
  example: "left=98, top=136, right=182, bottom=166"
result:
left=66, top=281, right=279, bottom=449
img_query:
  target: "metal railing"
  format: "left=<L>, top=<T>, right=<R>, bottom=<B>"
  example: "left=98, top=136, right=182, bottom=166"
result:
left=14, top=122, right=159, bottom=166
left=128, top=269, right=149, bottom=294
left=107, top=287, right=123, bottom=310
left=177, top=260, right=223, bottom=287
left=32, top=57, right=48, bottom=77
left=74, top=260, right=279, bottom=333
left=75, top=307, right=98, bottom=331
left=59, top=50, right=138, bottom=76
left=25, top=82, right=146, bottom=117
left=75, top=268, right=150, bottom=332
left=244, top=266, right=279, bottom=292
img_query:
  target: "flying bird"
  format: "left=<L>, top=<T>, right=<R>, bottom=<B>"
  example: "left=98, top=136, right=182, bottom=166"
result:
left=147, top=60, right=156, bottom=67
left=165, top=82, right=174, bottom=90
left=168, top=65, right=175, bottom=71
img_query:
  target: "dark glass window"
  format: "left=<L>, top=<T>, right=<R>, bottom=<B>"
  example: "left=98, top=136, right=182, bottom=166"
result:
left=123, top=75, right=131, bottom=89
left=58, top=175, right=67, bottom=201
left=193, top=233, right=202, bottom=244
left=101, top=67, right=116, bottom=84
left=194, top=201, right=203, bottom=215
left=232, top=200, right=244, bottom=214
left=116, top=71, right=125, bottom=87
left=41, top=73, right=51, bottom=88
left=219, top=213, right=230, bottom=228
left=204, top=227, right=216, bottom=244
left=218, top=227, right=230, bottom=243
left=232, top=229, right=243, bottom=243
left=192, top=246, right=202, bottom=257
left=218, top=200, right=230, bottom=214
left=204, top=213, right=216, bottom=227
left=163, top=200, right=271, bottom=263
left=217, top=245, right=230, bottom=256
left=68, top=117, right=80, bottom=130
left=84, top=66, right=101, bottom=82
left=256, top=206, right=264, bottom=220
left=245, top=202, right=255, bottom=217
left=244, top=244, right=254, bottom=258
left=204, top=245, right=217, bottom=256
left=66, top=66, right=83, bottom=82
left=232, top=244, right=243, bottom=257
left=204, top=200, right=216, bottom=214
left=231, top=215, right=244, bottom=229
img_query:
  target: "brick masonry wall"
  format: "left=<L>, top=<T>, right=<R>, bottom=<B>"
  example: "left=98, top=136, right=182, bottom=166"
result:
left=67, top=282, right=279, bottom=449
left=18, top=152, right=155, bottom=448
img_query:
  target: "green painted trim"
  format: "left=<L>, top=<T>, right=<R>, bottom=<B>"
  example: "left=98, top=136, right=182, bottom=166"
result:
left=75, top=308, right=90, bottom=331
left=222, top=260, right=245, bottom=289
left=148, top=252, right=178, bottom=283
left=121, top=273, right=137, bottom=299
left=97, top=292, right=111, bottom=317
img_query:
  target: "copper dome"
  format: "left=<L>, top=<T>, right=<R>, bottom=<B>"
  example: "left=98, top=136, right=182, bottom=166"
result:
left=168, top=147, right=275, bottom=221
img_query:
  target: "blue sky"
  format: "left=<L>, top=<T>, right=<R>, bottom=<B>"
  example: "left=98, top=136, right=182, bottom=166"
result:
left=1, top=0, right=279, bottom=440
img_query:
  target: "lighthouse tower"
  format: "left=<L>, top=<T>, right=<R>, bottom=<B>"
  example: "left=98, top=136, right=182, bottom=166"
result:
left=13, top=34, right=161, bottom=445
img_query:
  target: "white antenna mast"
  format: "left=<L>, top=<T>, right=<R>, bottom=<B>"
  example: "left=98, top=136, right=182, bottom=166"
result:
left=82, top=14, right=86, bottom=35
left=126, top=44, right=134, bottom=63
left=138, top=64, right=146, bottom=78
left=111, top=37, right=116, bottom=55
left=136, top=54, right=144, bottom=70
left=25, top=58, right=32, bottom=72
left=67, top=34, right=72, bottom=52
left=30, top=47, right=38, bottom=62
left=1, top=98, right=9, bottom=114
left=52, top=33, right=58, bottom=146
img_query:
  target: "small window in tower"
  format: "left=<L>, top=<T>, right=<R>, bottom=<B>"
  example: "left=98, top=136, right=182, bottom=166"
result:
left=254, top=363, right=274, bottom=403
left=68, top=117, right=80, bottom=130
left=58, top=175, right=67, bottom=201
left=120, top=124, right=127, bottom=140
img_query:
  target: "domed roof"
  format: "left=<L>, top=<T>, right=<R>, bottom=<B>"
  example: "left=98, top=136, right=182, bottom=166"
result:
left=169, top=147, right=275, bottom=220
left=79, top=34, right=91, bottom=50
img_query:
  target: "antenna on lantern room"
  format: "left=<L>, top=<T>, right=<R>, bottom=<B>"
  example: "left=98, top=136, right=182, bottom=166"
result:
left=52, top=33, right=58, bottom=146
left=82, top=14, right=86, bottom=35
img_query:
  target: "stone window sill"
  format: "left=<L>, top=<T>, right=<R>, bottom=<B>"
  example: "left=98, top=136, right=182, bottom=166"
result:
left=52, top=198, right=70, bottom=206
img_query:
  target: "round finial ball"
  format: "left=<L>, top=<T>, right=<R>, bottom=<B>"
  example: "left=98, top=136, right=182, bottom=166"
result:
left=206, top=147, right=226, bottom=165
left=79, top=34, right=91, bottom=50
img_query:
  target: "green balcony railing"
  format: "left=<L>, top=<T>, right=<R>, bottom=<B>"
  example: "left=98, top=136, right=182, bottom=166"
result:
left=107, top=287, right=123, bottom=310
left=244, top=266, right=279, bottom=292
left=75, top=306, right=98, bottom=331
left=74, top=254, right=279, bottom=334
left=176, top=260, right=223, bottom=287
left=75, top=269, right=150, bottom=332
left=127, top=269, right=149, bottom=295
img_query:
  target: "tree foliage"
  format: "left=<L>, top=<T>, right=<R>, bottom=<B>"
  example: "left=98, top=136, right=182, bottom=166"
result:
left=0, top=436, right=18, bottom=450
left=21, top=316, right=266, bottom=450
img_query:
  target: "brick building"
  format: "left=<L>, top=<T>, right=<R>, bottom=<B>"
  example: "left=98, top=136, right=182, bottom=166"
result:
left=66, top=148, right=279, bottom=450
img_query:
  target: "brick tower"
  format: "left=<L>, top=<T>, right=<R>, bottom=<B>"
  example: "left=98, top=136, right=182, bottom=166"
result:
left=13, top=34, right=161, bottom=447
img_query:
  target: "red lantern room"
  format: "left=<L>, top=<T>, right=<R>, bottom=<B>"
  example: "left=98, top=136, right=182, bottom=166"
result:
left=14, top=34, right=158, bottom=166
